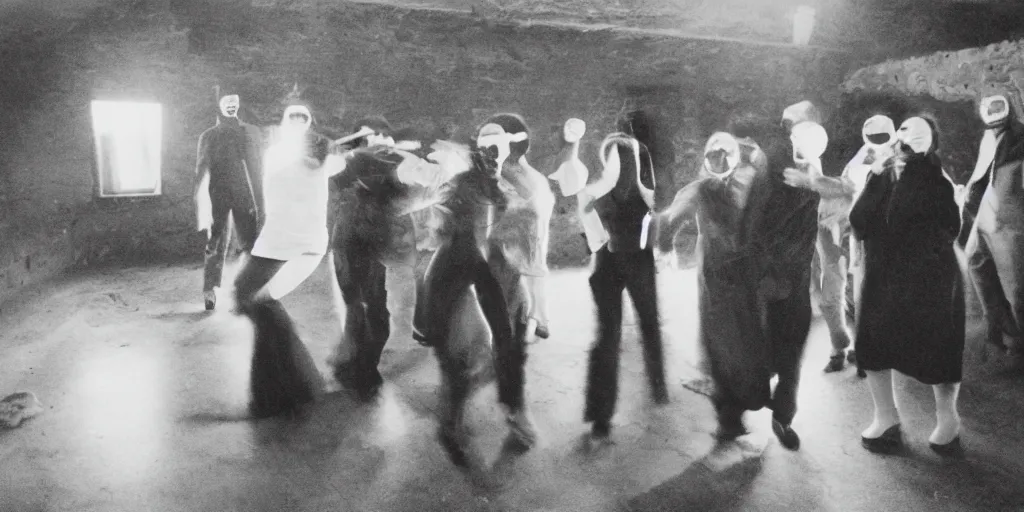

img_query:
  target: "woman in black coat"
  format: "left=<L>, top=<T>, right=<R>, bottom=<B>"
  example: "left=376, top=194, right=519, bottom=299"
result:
left=850, top=115, right=965, bottom=456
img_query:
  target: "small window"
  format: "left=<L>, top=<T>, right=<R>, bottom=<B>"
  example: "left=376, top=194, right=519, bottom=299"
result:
left=90, top=100, right=163, bottom=198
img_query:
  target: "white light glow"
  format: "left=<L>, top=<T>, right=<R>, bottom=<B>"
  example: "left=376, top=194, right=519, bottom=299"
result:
left=793, top=6, right=815, bottom=46
left=90, top=100, right=163, bottom=197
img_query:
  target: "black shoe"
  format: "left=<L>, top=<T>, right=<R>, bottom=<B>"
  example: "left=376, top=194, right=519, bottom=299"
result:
left=930, top=436, right=964, bottom=458
left=772, top=418, right=801, bottom=450
left=715, top=420, right=748, bottom=442
left=824, top=353, right=846, bottom=373
left=437, top=426, right=471, bottom=468
left=861, top=424, right=902, bottom=454
left=204, top=290, right=216, bottom=311
left=856, top=367, right=867, bottom=378
left=535, top=324, right=550, bottom=339
left=846, top=349, right=857, bottom=364
left=591, top=420, right=611, bottom=439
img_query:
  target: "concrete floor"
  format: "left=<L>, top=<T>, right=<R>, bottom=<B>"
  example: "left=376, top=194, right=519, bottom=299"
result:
left=2, top=257, right=1024, bottom=512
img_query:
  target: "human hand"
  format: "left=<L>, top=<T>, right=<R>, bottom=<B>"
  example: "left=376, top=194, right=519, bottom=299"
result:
left=783, top=167, right=812, bottom=189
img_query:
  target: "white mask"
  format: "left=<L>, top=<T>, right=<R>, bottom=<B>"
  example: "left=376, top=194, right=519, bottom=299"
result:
left=219, top=94, right=239, bottom=118
left=897, top=117, right=933, bottom=154
left=563, top=118, right=586, bottom=144
left=476, top=123, right=528, bottom=170
left=980, top=95, right=1010, bottom=127
left=790, top=121, right=828, bottom=164
left=861, top=115, right=896, bottom=149
left=363, top=127, right=395, bottom=148
left=281, top=105, right=312, bottom=132
left=549, top=119, right=588, bottom=197
left=702, top=132, right=741, bottom=179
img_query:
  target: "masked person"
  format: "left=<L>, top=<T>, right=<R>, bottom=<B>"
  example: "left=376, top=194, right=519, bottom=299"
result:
left=657, top=131, right=770, bottom=443
left=194, top=92, right=263, bottom=310
left=548, top=118, right=611, bottom=255
left=328, top=116, right=440, bottom=401
left=414, top=129, right=525, bottom=469
left=485, top=113, right=556, bottom=343
left=582, top=127, right=668, bottom=444
left=232, top=104, right=347, bottom=419
left=730, top=107, right=822, bottom=451
left=784, top=114, right=898, bottom=375
left=851, top=115, right=965, bottom=456
left=960, top=94, right=1024, bottom=359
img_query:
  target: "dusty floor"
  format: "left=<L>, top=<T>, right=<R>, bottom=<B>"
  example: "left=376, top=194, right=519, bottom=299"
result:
left=1, top=257, right=1024, bottom=512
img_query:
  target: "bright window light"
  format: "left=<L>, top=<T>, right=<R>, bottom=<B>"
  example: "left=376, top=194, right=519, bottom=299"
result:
left=91, top=100, right=163, bottom=197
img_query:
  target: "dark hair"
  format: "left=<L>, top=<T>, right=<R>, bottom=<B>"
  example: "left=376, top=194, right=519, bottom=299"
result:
left=352, top=116, right=394, bottom=136
left=482, top=113, right=530, bottom=160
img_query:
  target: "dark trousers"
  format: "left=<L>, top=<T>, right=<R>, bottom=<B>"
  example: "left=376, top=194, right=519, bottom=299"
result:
left=584, top=247, right=666, bottom=427
left=329, top=203, right=393, bottom=392
left=205, top=195, right=259, bottom=292
left=713, top=271, right=811, bottom=428
left=417, top=230, right=521, bottom=417
left=233, top=255, right=323, bottom=418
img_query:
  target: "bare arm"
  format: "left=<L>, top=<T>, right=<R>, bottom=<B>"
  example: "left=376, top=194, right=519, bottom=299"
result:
left=654, top=178, right=708, bottom=253
left=194, top=131, right=211, bottom=196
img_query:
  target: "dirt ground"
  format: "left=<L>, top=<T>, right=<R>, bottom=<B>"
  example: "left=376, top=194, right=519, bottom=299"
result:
left=1, top=256, right=1024, bottom=511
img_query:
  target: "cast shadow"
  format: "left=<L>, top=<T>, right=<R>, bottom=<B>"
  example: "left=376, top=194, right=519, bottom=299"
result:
left=626, top=440, right=765, bottom=512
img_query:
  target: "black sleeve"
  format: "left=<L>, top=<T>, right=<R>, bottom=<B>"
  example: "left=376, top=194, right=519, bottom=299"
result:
left=849, top=168, right=890, bottom=242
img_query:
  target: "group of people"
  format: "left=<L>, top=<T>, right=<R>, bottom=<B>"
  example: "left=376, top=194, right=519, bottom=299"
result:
left=192, top=86, right=1024, bottom=475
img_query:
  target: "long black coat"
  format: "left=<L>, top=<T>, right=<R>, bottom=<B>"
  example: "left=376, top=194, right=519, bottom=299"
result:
left=850, top=153, right=965, bottom=384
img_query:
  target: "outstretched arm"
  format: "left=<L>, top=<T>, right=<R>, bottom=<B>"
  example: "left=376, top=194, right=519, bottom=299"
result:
left=654, top=178, right=707, bottom=253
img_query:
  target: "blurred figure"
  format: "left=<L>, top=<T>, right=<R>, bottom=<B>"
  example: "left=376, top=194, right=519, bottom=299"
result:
left=784, top=114, right=898, bottom=375
left=583, top=127, right=667, bottom=445
left=656, top=131, right=768, bottom=444
left=194, top=91, right=263, bottom=310
left=851, top=116, right=965, bottom=456
left=960, top=94, right=1024, bottom=359
left=232, top=104, right=345, bottom=419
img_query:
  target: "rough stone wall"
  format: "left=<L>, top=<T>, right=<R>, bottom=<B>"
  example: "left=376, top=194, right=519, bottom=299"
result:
left=0, top=0, right=851, bottom=302
left=837, top=39, right=1024, bottom=182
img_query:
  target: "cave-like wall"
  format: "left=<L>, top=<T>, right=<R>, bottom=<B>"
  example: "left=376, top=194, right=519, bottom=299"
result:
left=0, top=0, right=851, bottom=301
left=837, top=38, right=1024, bottom=182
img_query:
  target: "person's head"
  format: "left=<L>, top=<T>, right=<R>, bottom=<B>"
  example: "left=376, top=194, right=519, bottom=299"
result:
left=896, top=115, right=939, bottom=156
left=862, top=114, right=897, bottom=148
left=352, top=116, right=395, bottom=147
left=281, top=104, right=312, bottom=134
left=789, top=121, right=828, bottom=164
left=480, top=113, right=531, bottom=161
left=702, top=132, right=741, bottom=179
left=563, top=118, right=586, bottom=144
left=781, top=100, right=822, bottom=132
left=219, top=94, right=240, bottom=118
left=979, top=94, right=1013, bottom=129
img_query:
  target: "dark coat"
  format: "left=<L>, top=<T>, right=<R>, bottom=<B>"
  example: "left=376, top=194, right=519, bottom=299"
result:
left=195, top=117, right=264, bottom=213
left=960, top=119, right=1024, bottom=246
left=850, top=153, right=965, bottom=384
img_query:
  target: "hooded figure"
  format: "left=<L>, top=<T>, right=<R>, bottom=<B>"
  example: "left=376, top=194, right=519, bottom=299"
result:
left=582, top=127, right=668, bottom=445
left=961, top=94, right=1024, bottom=357
left=231, top=102, right=348, bottom=419
left=194, top=91, right=264, bottom=310
left=657, top=130, right=771, bottom=440
left=850, top=115, right=965, bottom=455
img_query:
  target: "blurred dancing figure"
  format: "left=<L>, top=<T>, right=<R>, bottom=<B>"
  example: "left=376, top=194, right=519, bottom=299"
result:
left=233, top=104, right=345, bottom=419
